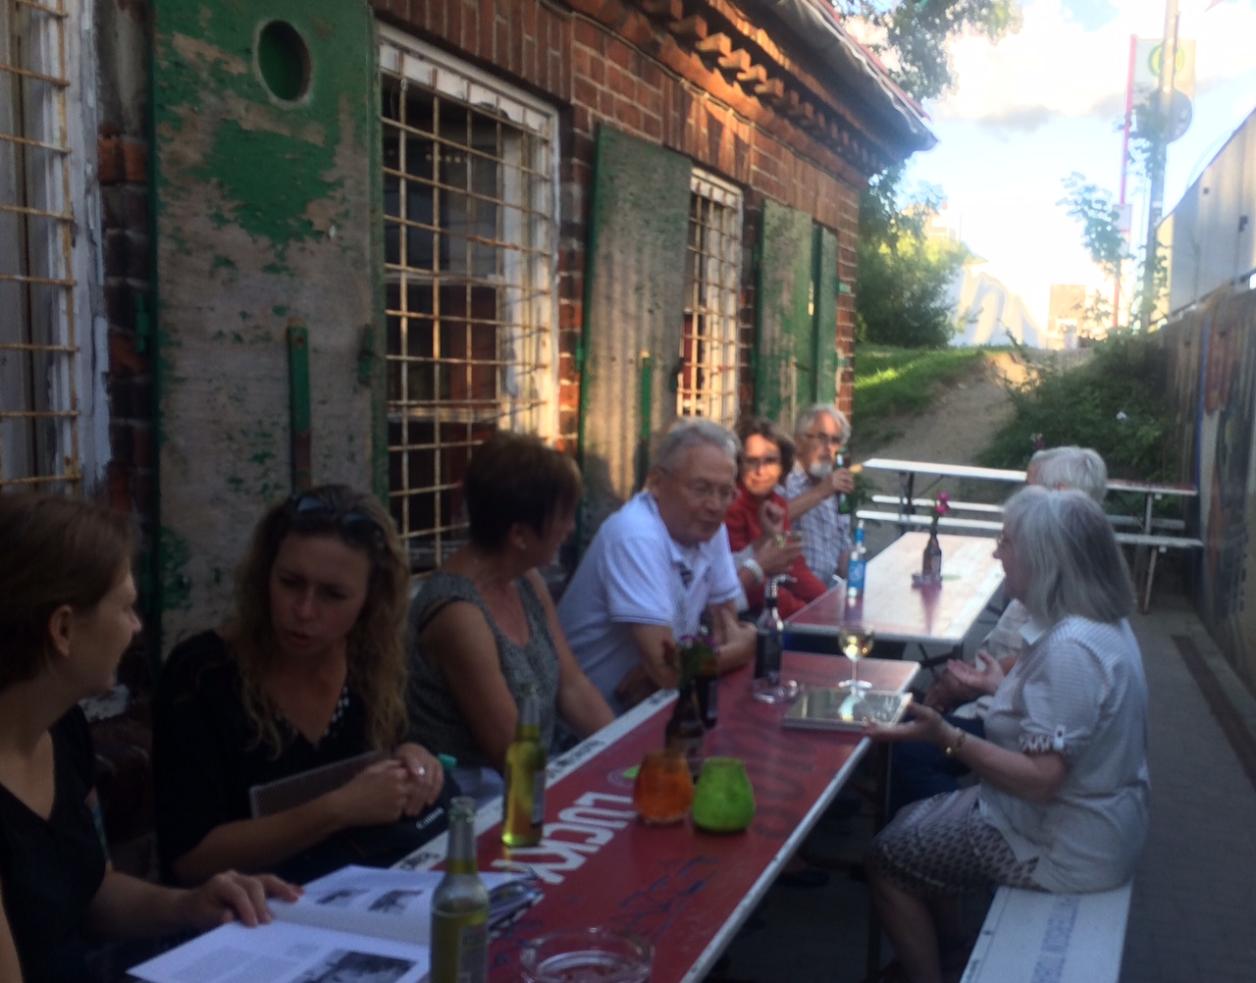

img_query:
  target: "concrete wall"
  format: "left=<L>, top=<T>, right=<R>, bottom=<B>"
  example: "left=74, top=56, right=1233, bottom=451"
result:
left=1161, top=289, right=1256, bottom=693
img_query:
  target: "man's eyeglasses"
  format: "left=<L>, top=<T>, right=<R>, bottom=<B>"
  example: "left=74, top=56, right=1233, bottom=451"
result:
left=680, top=480, right=737, bottom=505
left=287, top=492, right=385, bottom=548
left=803, top=432, right=842, bottom=446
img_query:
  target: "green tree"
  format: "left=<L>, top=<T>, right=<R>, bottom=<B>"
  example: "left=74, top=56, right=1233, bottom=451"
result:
left=837, top=2, right=1022, bottom=348
left=832, top=1, right=1022, bottom=101
left=856, top=175, right=969, bottom=348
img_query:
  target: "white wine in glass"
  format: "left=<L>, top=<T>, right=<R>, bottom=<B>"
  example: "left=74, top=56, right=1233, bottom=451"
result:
left=838, top=626, right=874, bottom=692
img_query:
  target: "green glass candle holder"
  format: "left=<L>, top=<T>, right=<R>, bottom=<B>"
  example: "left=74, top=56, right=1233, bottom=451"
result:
left=691, top=756, right=755, bottom=833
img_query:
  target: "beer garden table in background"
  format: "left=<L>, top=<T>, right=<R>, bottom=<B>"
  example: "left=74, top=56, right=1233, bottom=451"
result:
left=786, top=532, right=1006, bottom=664
left=858, top=458, right=1200, bottom=611
left=397, top=654, right=918, bottom=982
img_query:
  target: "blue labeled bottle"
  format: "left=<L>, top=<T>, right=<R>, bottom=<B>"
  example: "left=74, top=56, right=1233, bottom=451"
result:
left=846, top=519, right=867, bottom=601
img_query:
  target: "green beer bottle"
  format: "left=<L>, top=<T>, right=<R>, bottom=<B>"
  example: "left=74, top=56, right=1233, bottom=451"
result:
left=430, top=797, right=489, bottom=983
left=502, top=688, right=546, bottom=848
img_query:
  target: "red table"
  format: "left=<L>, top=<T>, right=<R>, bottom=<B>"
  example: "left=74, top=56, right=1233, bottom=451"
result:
left=398, top=654, right=917, bottom=982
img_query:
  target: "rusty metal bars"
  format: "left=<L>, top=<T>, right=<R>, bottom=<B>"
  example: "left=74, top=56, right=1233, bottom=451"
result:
left=380, top=38, right=557, bottom=571
left=0, top=0, right=80, bottom=493
left=677, top=170, right=742, bottom=427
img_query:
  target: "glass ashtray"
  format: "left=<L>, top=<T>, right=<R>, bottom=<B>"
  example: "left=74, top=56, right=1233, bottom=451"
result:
left=520, top=927, right=653, bottom=983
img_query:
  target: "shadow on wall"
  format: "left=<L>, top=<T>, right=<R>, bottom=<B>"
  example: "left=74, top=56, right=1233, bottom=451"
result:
left=1161, top=288, right=1256, bottom=694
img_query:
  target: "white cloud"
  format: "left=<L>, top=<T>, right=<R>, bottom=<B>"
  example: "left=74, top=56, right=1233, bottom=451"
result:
left=933, top=0, right=1256, bottom=132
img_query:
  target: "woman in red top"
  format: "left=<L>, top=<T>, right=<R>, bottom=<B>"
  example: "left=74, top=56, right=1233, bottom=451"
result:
left=726, top=417, right=828, bottom=618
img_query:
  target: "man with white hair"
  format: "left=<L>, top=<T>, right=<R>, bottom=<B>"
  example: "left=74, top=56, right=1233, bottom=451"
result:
left=781, top=404, right=857, bottom=585
left=559, top=419, right=756, bottom=714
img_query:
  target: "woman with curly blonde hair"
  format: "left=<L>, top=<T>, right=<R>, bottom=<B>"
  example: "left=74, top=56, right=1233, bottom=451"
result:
left=154, top=486, right=448, bottom=884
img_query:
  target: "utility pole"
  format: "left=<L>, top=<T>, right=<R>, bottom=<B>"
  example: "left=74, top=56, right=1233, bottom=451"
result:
left=1139, top=0, right=1179, bottom=330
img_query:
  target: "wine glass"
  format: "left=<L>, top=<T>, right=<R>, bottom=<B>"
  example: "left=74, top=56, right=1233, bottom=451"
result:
left=838, top=625, right=874, bottom=693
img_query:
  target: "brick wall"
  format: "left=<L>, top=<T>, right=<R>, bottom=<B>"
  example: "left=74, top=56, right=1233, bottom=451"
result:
left=375, top=0, right=895, bottom=441
left=96, top=0, right=156, bottom=686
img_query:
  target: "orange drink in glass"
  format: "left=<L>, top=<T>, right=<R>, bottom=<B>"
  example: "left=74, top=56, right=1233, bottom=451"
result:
left=632, top=750, right=694, bottom=825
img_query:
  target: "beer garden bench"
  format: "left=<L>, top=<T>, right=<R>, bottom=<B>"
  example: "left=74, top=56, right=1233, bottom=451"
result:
left=961, top=881, right=1134, bottom=983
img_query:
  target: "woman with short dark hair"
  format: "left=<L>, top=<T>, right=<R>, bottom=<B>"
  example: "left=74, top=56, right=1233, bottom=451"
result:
left=724, top=416, right=827, bottom=617
left=865, top=487, right=1149, bottom=982
left=0, top=494, right=294, bottom=982
left=407, top=432, right=614, bottom=802
left=154, top=485, right=448, bottom=886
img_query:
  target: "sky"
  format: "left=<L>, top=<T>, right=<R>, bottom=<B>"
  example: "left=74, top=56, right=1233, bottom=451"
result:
left=897, top=0, right=1256, bottom=328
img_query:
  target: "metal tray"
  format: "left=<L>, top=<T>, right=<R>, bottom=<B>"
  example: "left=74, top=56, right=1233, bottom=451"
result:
left=781, top=687, right=913, bottom=731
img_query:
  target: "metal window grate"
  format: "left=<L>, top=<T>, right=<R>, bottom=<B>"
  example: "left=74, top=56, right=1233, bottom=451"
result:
left=678, top=170, right=743, bottom=427
left=0, top=0, right=79, bottom=493
left=379, top=35, right=558, bottom=571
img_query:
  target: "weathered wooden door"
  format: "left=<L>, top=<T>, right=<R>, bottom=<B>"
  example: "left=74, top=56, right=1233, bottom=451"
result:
left=579, top=125, right=691, bottom=533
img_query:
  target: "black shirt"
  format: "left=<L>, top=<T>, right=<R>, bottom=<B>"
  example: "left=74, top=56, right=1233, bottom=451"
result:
left=0, top=708, right=106, bottom=982
left=154, top=631, right=450, bottom=884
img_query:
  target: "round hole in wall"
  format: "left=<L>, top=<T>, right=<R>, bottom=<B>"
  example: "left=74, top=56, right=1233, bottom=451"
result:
left=257, top=21, right=310, bottom=103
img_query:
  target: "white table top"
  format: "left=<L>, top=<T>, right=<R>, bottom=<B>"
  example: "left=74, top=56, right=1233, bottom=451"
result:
left=861, top=457, right=1197, bottom=498
left=786, top=532, right=1006, bottom=646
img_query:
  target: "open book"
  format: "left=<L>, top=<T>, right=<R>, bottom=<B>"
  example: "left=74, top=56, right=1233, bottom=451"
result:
left=130, top=865, right=541, bottom=983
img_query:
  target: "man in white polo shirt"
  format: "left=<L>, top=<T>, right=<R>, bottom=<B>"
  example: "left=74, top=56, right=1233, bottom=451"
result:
left=559, top=419, right=755, bottom=714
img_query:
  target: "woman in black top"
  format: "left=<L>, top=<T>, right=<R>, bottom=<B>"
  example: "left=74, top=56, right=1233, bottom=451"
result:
left=0, top=494, right=295, bottom=982
left=155, top=486, right=448, bottom=885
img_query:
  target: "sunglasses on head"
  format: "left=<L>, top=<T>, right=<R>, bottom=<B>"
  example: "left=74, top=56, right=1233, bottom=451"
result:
left=286, top=492, right=386, bottom=549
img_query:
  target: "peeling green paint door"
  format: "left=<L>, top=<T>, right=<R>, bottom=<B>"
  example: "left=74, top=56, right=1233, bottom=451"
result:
left=755, top=201, right=839, bottom=419
left=755, top=199, right=813, bottom=422
left=812, top=224, right=838, bottom=405
left=151, top=0, right=378, bottom=651
left=579, top=125, right=691, bottom=535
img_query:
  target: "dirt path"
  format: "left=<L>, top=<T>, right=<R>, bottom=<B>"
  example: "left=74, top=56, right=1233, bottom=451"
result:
left=858, top=351, right=1032, bottom=470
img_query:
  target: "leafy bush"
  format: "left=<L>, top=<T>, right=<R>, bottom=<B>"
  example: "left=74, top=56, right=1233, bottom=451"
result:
left=978, top=334, right=1177, bottom=481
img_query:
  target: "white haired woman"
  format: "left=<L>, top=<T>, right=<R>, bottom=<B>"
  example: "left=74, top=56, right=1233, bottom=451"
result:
left=865, top=487, right=1149, bottom=983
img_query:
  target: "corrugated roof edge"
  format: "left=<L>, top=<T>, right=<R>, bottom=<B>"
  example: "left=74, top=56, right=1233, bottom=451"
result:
left=769, top=0, right=937, bottom=155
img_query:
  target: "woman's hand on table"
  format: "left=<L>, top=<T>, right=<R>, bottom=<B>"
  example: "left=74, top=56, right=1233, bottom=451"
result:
left=864, top=701, right=950, bottom=747
left=394, top=742, right=445, bottom=814
left=177, top=870, right=301, bottom=930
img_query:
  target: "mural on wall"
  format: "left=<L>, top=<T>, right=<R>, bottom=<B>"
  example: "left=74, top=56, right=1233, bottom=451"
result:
left=1163, top=290, right=1256, bottom=692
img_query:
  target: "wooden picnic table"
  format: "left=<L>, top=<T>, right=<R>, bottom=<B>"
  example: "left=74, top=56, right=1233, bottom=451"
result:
left=787, top=532, right=1005, bottom=660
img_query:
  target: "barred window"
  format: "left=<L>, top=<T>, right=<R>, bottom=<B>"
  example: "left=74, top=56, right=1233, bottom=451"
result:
left=0, top=0, right=83, bottom=493
left=379, top=32, right=558, bottom=571
left=677, top=169, right=743, bottom=426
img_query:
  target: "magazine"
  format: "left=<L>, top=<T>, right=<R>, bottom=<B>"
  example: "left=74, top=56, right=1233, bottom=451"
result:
left=129, top=865, right=541, bottom=983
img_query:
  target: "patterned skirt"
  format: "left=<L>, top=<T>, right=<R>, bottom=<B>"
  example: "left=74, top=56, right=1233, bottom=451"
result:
left=868, top=785, right=1042, bottom=898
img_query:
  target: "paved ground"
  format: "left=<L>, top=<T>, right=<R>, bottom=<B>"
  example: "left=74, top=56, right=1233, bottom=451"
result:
left=715, top=593, right=1256, bottom=982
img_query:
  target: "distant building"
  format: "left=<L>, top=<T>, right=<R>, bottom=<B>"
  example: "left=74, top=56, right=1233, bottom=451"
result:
left=1046, top=284, right=1107, bottom=348
left=948, top=259, right=1046, bottom=348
